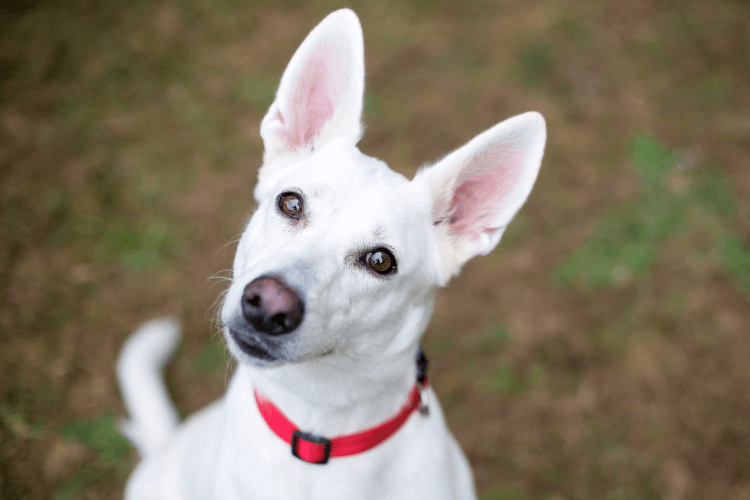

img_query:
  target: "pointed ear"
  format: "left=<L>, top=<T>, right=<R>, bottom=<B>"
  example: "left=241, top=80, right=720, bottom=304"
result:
left=259, top=9, right=364, bottom=174
left=414, top=112, right=546, bottom=282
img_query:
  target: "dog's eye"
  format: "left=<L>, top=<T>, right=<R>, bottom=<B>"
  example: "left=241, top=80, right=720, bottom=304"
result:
left=278, top=192, right=303, bottom=219
left=365, top=249, right=396, bottom=275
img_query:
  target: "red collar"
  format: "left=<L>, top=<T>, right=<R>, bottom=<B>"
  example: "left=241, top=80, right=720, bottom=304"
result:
left=255, top=346, right=429, bottom=464
left=255, top=348, right=430, bottom=464
left=254, top=382, right=428, bottom=464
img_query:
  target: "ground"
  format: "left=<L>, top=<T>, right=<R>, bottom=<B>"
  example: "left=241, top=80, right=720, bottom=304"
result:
left=1, top=0, right=749, bottom=498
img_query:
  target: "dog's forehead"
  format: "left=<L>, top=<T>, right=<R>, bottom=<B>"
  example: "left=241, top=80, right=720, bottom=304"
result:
left=263, top=144, right=423, bottom=218
left=255, top=144, right=432, bottom=259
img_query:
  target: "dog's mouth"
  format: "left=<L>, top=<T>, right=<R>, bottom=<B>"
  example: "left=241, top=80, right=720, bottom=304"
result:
left=229, top=330, right=277, bottom=362
left=317, top=347, right=335, bottom=358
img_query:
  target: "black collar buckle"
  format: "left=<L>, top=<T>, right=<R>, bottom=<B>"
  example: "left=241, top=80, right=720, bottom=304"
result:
left=291, top=429, right=332, bottom=464
left=416, top=345, right=430, bottom=416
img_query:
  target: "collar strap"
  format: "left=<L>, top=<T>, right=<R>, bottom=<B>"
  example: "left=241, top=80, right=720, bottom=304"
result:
left=255, top=348, right=429, bottom=465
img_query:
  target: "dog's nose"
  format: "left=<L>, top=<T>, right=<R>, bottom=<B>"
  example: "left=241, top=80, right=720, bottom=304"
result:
left=241, top=277, right=304, bottom=335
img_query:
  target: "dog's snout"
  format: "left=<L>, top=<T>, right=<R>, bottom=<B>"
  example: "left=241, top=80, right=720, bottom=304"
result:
left=242, top=277, right=304, bottom=335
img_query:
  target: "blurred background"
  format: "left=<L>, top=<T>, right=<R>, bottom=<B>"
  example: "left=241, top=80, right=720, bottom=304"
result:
left=1, top=0, right=749, bottom=498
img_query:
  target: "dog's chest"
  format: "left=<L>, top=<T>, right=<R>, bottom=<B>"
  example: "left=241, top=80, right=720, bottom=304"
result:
left=141, top=386, right=467, bottom=500
left=211, top=399, right=440, bottom=499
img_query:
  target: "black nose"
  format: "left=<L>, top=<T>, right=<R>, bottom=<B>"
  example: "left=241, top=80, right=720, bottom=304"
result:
left=241, top=276, right=304, bottom=335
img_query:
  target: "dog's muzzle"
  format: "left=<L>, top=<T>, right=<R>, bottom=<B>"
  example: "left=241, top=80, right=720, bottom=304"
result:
left=241, top=276, right=305, bottom=335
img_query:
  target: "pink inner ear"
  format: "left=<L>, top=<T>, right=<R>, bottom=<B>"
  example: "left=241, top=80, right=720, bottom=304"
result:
left=284, top=41, right=345, bottom=149
left=448, top=146, right=524, bottom=240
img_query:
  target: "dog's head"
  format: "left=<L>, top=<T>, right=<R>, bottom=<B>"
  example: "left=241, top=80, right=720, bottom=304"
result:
left=220, top=9, right=546, bottom=368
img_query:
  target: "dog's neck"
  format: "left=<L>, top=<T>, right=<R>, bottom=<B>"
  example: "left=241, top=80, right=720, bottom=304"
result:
left=232, top=301, right=435, bottom=437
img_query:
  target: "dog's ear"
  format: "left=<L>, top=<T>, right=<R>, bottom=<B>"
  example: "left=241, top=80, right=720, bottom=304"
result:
left=259, top=9, right=364, bottom=174
left=414, top=112, right=546, bottom=283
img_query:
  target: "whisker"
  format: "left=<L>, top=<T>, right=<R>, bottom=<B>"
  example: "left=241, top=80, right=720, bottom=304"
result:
left=215, top=233, right=243, bottom=260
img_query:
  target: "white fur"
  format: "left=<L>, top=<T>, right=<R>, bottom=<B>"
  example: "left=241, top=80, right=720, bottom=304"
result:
left=117, top=317, right=181, bottom=457
left=118, top=8, right=546, bottom=499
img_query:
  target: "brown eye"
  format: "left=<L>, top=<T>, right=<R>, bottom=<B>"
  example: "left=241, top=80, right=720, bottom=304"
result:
left=278, top=192, right=303, bottom=219
left=365, top=249, right=396, bottom=275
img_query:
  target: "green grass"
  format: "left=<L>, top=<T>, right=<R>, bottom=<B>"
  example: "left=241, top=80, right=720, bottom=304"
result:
left=89, top=161, right=124, bottom=214
left=515, top=40, right=555, bottom=88
left=53, top=468, right=110, bottom=500
left=478, top=361, right=527, bottom=396
left=555, top=135, right=675, bottom=288
left=496, top=214, right=528, bottom=253
left=581, top=421, right=662, bottom=500
left=480, top=484, right=525, bottom=500
left=554, top=14, right=594, bottom=44
left=597, top=307, right=636, bottom=355
left=696, top=74, right=736, bottom=108
left=61, top=411, right=132, bottom=468
left=100, top=221, right=178, bottom=273
left=554, top=134, right=742, bottom=291
left=364, top=91, right=383, bottom=119
left=231, top=71, right=278, bottom=113
left=630, top=133, right=672, bottom=192
left=472, top=325, right=553, bottom=395
left=0, top=403, right=45, bottom=440
left=191, top=338, right=229, bottom=374
left=53, top=412, right=135, bottom=498
left=692, top=170, right=736, bottom=216
left=718, top=234, right=750, bottom=293
left=54, top=412, right=134, bottom=497
left=469, top=323, right=513, bottom=351
left=421, top=333, right=454, bottom=354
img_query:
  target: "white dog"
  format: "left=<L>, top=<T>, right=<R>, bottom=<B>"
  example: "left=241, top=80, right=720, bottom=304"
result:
left=118, top=8, right=545, bottom=499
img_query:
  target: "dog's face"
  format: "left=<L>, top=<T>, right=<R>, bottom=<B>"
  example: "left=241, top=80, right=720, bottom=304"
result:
left=220, top=10, right=546, bottom=367
left=222, top=142, right=440, bottom=366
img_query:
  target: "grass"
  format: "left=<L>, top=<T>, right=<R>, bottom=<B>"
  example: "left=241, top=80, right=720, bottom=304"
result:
left=554, top=135, right=682, bottom=288
left=495, top=214, right=528, bottom=253
left=191, top=338, right=229, bottom=375
left=364, top=91, right=383, bottom=119
left=102, top=221, right=178, bottom=273
left=554, top=134, right=744, bottom=293
left=53, top=468, right=111, bottom=500
left=480, top=484, right=525, bottom=500
left=479, top=361, right=525, bottom=395
left=472, top=325, right=551, bottom=396
left=580, top=422, right=662, bottom=500
left=465, top=323, right=513, bottom=352
left=61, top=412, right=132, bottom=468
left=53, top=412, right=133, bottom=498
left=718, top=234, right=750, bottom=293
left=0, top=403, right=44, bottom=440
left=596, top=307, right=636, bottom=356
left=515, top=40, right=555, bottom=88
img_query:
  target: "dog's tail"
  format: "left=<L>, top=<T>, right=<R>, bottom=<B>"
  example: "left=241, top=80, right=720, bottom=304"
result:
left=117, top=317, right=181, bottom=458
